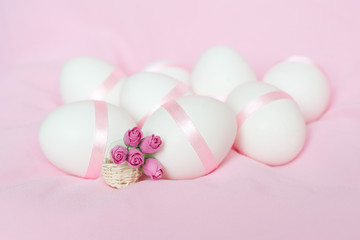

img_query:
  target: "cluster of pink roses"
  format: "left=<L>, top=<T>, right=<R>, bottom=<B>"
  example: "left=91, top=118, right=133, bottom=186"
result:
left=110, top=127, right=164, bottom=180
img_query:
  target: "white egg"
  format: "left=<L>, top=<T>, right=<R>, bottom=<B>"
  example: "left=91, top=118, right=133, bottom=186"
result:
left=263, top=56, right=330, bottom=123
left=60, top=57, right=126, bottom=106
left=142, top=95, right=237, bottom=179
left=226, top=82, right=306, bottom=166
left=191, top=46, right=257, bottom=101
left=39, top=101, right=135, bottom=178
left=120, top=72, right=191, bottom=127
left=143, top=60, right=190, bottom=86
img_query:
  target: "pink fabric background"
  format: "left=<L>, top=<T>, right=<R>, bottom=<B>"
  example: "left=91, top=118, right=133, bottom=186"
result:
left=1, top=0, right=360, bottom=239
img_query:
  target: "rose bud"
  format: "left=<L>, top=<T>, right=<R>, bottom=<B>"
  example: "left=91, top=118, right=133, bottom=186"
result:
left=110, top=145, right=128, bottom=164
left=127, top=148, right=144, bottom=168
left=142, top=158, right=163, bottom=180
left=140, top=135, right=162, bottom=154
left=124, top=127, right=143, bottom=147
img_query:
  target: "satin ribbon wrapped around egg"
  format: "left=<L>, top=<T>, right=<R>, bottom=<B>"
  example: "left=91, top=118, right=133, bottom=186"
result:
left=60, top=57, right=126, bottom=106
left=142, top=95, right=237, bottom=179
left=120, top=72, right=191, bottom=127
left=263, top=56, right=331, bottom=123
left=39, top=101, right=135, bottom=178
left=226, top=82, right=306, bottom=166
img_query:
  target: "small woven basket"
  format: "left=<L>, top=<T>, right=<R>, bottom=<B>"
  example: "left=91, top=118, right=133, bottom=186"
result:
left=102, top=158, right=142, bottom=189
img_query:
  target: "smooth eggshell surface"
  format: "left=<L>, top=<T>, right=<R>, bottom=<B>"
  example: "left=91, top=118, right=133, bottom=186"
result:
left=263, top=56, right=330, bottom=123
left=60, top=57, right=126, bottom=106
left=142, top=95, right=237, bottom=179
left=191, top=45, right=257, bottom=100
left=120, top=72, right=191, bottom=124
left=226, top=82, right=306, bottom=166
left=143, top=60, right=191, bottom=86
left=38, top=101, right=135, bottom=178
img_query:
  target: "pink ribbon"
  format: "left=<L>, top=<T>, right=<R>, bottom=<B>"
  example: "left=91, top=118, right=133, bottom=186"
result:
left=162, top=100, right=218, bottom=174
left=84, top=101, right=108, bottom=179
left=236, top=91, right=293, bottom=129
left=90, top=67, right=125, bottom=100
left=137, top=81, right=188, bottom=127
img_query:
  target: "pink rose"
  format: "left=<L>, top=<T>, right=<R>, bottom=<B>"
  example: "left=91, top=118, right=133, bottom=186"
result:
left=127, top=148, right=144, bottom=168
left=140, top=135, right=162, bottom=154
left=110, top=145, right=128, bottom=164
left=124, top=127, right=143, bottom=147
left=142, top=158, right=163, bottom=180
